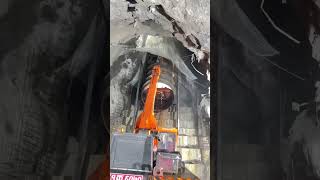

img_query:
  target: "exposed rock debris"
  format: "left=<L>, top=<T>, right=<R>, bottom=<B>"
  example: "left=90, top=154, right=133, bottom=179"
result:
left=110, top=0, right=210, bottom=75
left=110, top=56, right=139, bottom=133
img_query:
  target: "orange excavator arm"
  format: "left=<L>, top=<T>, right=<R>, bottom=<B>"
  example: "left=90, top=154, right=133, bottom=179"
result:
left=134, top=65, right=161, bottom=132
left=134, top=64, right=178, bottom=139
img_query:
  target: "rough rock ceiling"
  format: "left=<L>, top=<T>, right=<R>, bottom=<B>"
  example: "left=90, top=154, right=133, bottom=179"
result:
left=110, top=0, right=210, bottom=60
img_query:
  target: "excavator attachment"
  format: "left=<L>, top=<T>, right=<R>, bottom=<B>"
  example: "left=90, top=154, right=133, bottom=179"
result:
left=109, top=59, right=197, bottom=179
left=135, top=65, right=161, bottom=132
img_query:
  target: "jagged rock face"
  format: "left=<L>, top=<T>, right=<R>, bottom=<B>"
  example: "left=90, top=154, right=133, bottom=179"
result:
left=110, top=55, right=139, bottom=133
left=310, top=25, right=320, bottom=64
left=0, top=0, right=102, bottom=177
left=289, top=110, right=320, bottom=177
left=110, top=0, right=210, bottom=52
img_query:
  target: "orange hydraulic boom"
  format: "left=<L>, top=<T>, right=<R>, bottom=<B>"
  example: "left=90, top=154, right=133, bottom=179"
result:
left=134, top=65, right=178, bottom=139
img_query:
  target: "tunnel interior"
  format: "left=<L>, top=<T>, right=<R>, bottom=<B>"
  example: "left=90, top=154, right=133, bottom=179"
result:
left=109, top=30, right=210, bottom=179
left=0, top=0, right=212, bottom=179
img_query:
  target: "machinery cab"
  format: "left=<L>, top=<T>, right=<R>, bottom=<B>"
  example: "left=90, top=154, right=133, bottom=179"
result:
left=110, top=132, right=184, bottom=179
left=110, top=133, right=153, bottom=179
